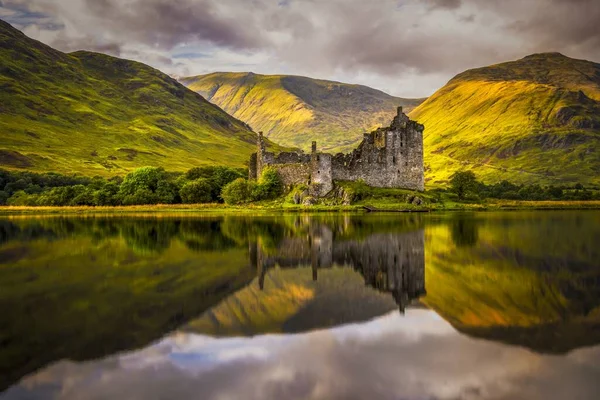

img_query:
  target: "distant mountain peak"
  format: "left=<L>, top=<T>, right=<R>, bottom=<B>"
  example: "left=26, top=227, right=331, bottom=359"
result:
left=181, top=72, right=425, bottom=153
left=410, top=52, right=600, bottom=186
left=522, top=52, right=569, bottom=60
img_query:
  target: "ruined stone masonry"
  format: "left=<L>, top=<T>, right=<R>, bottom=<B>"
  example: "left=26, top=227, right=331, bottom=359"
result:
left=249, top=107, right=425, bottom=196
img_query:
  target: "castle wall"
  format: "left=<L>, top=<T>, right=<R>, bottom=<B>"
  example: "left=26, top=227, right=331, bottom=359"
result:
left=331, top=113, right=424, bottom=191
left=250, top=107, right=424, bottom=194
left=310, top=142, right=333, bottom=196
left=249, top=153, right=258, bottom=180
left=275, top=163, right=311, bottom=186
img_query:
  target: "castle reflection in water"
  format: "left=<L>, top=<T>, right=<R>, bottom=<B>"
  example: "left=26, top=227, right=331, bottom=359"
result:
left=249, top=222, right=426, bottom=312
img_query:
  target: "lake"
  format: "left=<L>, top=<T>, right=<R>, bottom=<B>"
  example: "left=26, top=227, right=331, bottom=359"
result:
left=1, top=211, right=599, bottom=399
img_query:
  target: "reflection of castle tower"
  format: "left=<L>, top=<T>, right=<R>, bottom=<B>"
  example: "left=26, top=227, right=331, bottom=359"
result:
left=332, top=231, right=426, bottom=312
left=249, top=224, right=425, bottom=311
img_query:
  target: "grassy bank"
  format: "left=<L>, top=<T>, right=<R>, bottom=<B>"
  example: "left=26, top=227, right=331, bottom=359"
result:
left=1, top=199, right=599, bottom=215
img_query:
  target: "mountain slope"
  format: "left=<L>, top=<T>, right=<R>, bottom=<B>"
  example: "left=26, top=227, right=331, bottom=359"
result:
left=181, top=72, right=425, bottom=152
left=0, top=20, right=279, bottom=176
left=409, top=53, right=600, bottom=185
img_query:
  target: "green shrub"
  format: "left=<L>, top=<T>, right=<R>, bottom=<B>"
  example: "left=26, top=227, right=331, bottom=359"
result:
left=180, top=179, right=212, bottom=204
left=7, top=191, right=36, bottom=206
left=92, top=183, right=120, bottom=206
left=0, top=190, right=8, bottom=205
left=122, top=189, right=160, bottom=206
left=222, top=178, right=253, bottom=205
left=71, top=186, right=95, bottom=206
left=184, top=166, right=245, bottom=202
left=120, top=167, right=167, bottom=196
left=256, top=167, right=283, bottom=200
left=118, top=167, right=179, bottom=204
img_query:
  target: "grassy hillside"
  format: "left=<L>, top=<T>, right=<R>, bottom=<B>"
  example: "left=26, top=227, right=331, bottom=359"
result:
left=409, top=53, right=600, bottom=186
left=0, top=20, right=283, bottom=176
left=181, top=72, right=425, bottom=152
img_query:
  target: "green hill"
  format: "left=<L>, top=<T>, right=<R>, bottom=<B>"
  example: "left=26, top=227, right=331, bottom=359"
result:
left=0, top=20, right=279, bottom=176
left=409, top=53, right=600, bottom=186
left=181, top=72, right=425, bottom=152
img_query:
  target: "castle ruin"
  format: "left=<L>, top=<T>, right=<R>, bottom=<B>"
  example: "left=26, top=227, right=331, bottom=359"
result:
left=249, top=107, right=425, bottom=196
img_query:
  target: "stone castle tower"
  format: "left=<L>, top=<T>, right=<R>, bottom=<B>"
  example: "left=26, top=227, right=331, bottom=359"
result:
left=249, top=107, right=424, bottom=196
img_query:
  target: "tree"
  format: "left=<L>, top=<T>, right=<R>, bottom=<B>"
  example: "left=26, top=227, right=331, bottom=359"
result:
left=255, top=167, right=283, bottom=200
left=180, top=179, right=212, bottom=204
left=546, top=185, right=563, bottom=199
left=119, top=167, right=178, bottom=204
left=184, top=166, right=244, bottom=202
left=0, top=191, right=9, bottom=205
left=93, top=183, right=120, bottom=206
left=7, top=191, right=35, bottom=206
left=119, top=167, right=167, bottom=197
left=450, top=170, right=478, bottom=200
left=222, top=178, right=253, bottom=205
left=122, top=189, right=159, bottom=206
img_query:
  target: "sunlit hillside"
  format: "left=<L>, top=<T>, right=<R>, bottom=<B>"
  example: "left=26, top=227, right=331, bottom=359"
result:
left=410, top=53, right=600, bottom=186
left=181, top=72, right=425, bottom=152
left=0, top=20, right=285, bottom=176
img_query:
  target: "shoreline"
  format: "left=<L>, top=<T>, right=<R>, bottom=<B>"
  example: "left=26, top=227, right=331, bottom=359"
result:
left=1, top=200, right=599, bottom=215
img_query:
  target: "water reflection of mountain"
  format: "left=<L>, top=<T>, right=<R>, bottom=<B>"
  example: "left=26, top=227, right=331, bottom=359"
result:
left=185, top=227, right=426, bottom=337
left=424, top=211, right=600, bottom=354
left=1, top=212, right=600, bottom=393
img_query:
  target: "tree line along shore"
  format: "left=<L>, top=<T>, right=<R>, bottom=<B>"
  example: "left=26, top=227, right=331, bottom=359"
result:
left=0, top=167, right=599, bottom=212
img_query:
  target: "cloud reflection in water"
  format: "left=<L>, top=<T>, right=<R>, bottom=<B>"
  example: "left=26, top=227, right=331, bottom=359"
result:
left=4, top=309, right=600, bottom=400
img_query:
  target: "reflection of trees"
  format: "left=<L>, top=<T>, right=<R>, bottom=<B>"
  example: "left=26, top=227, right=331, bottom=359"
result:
left=0, top=215, right=430, bottom=259
left=450, top=214, right=479, bottom=248
left=120, top=220, right=179, bottom=255
left=0, top=218, right=242, bottom=255
left=179, top=220, right=237, bottom=252
left=221, top=217, right=286, bottom=252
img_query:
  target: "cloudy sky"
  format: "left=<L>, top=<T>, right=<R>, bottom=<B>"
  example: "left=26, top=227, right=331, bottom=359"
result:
left=1, top=0, right=600, bottom=97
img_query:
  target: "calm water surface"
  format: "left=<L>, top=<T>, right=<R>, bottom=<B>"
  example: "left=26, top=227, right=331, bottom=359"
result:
left=0, top=211, right=599, bottom=399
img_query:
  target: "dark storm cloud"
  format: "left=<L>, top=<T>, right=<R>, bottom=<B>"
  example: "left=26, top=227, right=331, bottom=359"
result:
left=425, top=0, right=462, bottom=10
left=83, top=0, right=264, bottom=50
left=2, top=0, right=600, bottom=97
left=0, top=0, right=61, bottom=30
left=505, top=0, right=600, bottom=50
